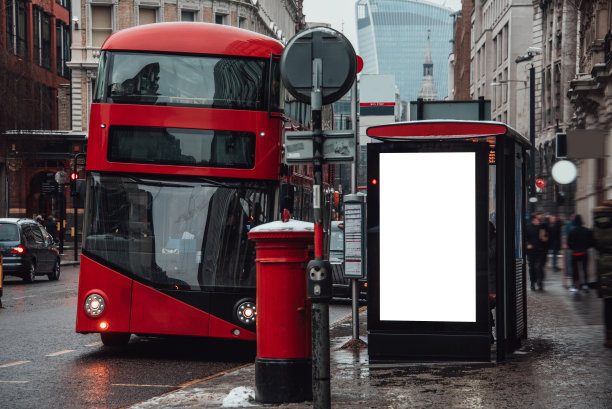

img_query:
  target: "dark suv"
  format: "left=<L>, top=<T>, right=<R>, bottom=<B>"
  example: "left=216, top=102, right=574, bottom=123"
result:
left=0, top=218, right=60, bottom=282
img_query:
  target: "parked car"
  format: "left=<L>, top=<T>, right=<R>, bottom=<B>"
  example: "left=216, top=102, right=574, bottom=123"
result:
left=330, top=221, right=367, bottom=300
left=0, top=218, right=60, bottom=282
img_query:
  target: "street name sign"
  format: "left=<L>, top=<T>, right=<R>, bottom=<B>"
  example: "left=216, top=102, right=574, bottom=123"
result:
left=285, top=130, right=355, bottom=164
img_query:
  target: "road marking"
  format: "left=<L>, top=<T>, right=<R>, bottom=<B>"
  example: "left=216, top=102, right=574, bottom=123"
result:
left=112, top=383, right=177, bottom=388
left=12, top=296, right=35, bottom=300
left=85, top=341, right=103, bottom=347
left=0, top=361, right=30, bottom=368
left=0, top=380, right=29, bottom=384
left=45, top=350, right=74, bottom=357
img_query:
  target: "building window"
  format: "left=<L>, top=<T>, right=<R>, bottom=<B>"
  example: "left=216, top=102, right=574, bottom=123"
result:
left=215, top=14, right=227, bottom=25
left=56, top=0, right=71, bottom=10
left=56, top=21, right=71, bottom=78
left=139, top=8, right=156, bottom=25
left=181, top=10, right=196, bottom=22
left=33, top=8, right=52, bottom=69
left=503, top=68, right=508, bottom=103
left=91, top=5, right=113, bottom=48
left=6, top=0, right=28, bottom=58
left=55, top=20, right=71, bottom=79
left=493, top=37, right=497, bottom=68
left=239, top=17, right=247, bottom=29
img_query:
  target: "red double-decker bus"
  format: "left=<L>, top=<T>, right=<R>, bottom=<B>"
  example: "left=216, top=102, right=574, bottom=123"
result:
left=75, top=23, right=302, bottom=346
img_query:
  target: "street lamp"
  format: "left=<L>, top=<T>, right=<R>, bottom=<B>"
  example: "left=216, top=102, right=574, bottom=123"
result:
left=515, top=47, right=542, bottom=211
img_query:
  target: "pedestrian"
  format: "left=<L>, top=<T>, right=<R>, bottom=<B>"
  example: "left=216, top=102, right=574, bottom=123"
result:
left=45, top=215, right=57, bottom=243
left=35, top=214, right=44, bottom=226
left=593, top=201, right=612, bottom=348
left=567, top=214, right=594, bottom=292
left=563, top=214, right=576, bottom=286
left=548, top=214, right=562, bottom=271
left=526, top=213, right=548, bottom=291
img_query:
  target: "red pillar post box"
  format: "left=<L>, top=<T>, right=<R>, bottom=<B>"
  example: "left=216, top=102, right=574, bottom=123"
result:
left=248, top=220, right=314, bottom=403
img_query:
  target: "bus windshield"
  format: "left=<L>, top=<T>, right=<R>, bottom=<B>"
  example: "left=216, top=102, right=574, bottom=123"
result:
left=95, top=51, right=273, bottom=110
left=83, top=173, right=274, bottom=290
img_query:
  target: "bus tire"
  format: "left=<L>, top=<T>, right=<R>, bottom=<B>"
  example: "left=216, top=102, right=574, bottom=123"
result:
left=100, top=332, right=131, bottom=346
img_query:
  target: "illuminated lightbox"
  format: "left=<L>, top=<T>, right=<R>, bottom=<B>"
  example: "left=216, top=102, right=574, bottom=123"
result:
left=379, top=152, right=476, bottom=322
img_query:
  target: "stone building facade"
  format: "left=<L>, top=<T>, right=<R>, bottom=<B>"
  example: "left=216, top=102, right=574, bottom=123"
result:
left=68, top=0, right=302, bottom=132
left=528, top=0, right=577, bottom=219
left=566, top=0, right=612, bottom=223
left=470, top=0, right=533, bottom=132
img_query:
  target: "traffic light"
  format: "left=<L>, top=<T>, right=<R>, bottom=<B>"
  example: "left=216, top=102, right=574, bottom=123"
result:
left=70, top=172, right=78, bottom=197
left=555, top=133, right=567, bottom=158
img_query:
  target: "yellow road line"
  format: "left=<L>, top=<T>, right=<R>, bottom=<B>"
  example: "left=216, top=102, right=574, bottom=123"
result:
left=85, top=341, right=103, bottom=347
left=45, top=350, right=74, bottom=357
left=0, top=361, right=30, bottom=368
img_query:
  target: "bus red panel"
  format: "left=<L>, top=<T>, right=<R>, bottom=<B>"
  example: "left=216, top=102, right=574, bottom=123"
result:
left=76, top=256, right=132, bottom=333
left=130, top=281, right=211, bottom=337
left=87, top=104, right=282, bottom=180
left=209, top=314, right=256, bottom=341
left=102, top=22, right=283, bottom=58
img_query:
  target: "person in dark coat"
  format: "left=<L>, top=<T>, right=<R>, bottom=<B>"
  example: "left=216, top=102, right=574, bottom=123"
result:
left=526, top=213, right=548, bottom=291
left=567, top=214, right=594, bottom=292
left=548, top=215, right=563, bottom=271
left=45, top=215, right=58, bottom=243
left=593, top=201, right=612, bottom=348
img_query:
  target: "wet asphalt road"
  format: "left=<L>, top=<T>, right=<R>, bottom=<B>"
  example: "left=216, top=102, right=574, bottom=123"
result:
left=0, top=264, right=352, bottom=409
left=0, top=265, right=253, bottom=409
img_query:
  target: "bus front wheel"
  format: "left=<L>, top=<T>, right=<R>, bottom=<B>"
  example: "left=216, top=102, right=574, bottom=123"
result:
left=100, top=332, right=131, bottom=346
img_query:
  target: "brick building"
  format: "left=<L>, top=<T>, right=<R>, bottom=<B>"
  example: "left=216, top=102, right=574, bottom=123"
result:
left=451, top=0, right=473, bottom=100
left=0, top=0, right=87, bottom=222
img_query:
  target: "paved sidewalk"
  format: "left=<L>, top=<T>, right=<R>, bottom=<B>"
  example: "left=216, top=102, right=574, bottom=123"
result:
left=59, top=245, right=80, bottom=266
left=126, top=264, right=611, bottom=408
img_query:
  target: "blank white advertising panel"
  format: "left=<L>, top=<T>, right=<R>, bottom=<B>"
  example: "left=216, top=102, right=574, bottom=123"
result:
left=379, top=152, right=476, bottom=322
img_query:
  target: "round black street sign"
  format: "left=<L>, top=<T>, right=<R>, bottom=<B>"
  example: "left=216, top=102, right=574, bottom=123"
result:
left=280, top=26, right=357, bottom=105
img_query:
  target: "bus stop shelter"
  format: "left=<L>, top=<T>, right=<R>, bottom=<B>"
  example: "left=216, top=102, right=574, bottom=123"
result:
left=366, top=120, right=531, bottom=362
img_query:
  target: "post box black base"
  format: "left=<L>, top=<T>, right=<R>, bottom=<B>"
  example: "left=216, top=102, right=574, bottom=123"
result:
left=255, top=357, right=312, bottom=403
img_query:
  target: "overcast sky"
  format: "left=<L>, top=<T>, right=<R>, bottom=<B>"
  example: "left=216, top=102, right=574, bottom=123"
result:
left=302, top=0, right=462, bottom=53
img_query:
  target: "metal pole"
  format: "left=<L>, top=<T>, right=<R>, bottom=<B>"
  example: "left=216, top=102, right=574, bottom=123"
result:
left=350, top=80, right=358, bottom=194
left=311, top=58, right=330, bottom=409
left=73, top=155, right=78, bottom=261
left=529, top=64, right=536, bottom=212
left=350, top=80, right=360, bottom=341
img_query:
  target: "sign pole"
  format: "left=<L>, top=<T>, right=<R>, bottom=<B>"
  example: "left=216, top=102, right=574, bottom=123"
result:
left=350, top=78, right=359, bottom=342
left=310, top=57, right=331, bottom=409
left=280, top=27, right=357, bottom=408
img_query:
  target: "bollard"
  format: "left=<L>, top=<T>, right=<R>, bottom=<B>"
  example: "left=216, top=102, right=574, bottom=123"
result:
left=248, top=220, right=314, bottom=403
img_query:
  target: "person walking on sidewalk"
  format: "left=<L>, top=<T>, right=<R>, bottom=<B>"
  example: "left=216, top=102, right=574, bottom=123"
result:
left=548, top=215, right=562, bottom=271
left=526, top=213, right=548, bottom=291
left=567, top=214, right=594, bottom=293
left=593, top=201, right=612, bottom=348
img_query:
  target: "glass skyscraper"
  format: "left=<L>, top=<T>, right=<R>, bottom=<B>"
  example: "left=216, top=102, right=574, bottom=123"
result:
left=356, top=0, right=454, bottom=102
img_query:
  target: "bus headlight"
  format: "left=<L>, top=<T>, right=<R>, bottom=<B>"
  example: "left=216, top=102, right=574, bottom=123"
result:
left=84, top=293, right=106, bottom=317
left=235, top=299, right=256, bottom=326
